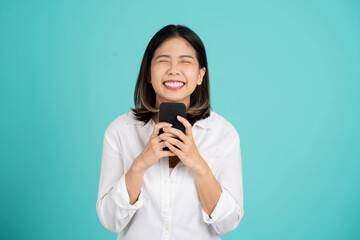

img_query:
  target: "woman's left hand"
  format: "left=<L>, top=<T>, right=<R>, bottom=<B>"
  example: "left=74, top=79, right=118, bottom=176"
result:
left=160, top=115, right=206, bottom=174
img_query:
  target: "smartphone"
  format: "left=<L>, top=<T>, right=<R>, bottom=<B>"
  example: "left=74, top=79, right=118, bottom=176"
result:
left=159, top=102, right=187, bottom=151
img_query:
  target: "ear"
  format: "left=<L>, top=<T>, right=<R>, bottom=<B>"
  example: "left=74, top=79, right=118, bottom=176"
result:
left=147, top=74, right=151, bottom=84
left=197, top=67, right=206, bottom=85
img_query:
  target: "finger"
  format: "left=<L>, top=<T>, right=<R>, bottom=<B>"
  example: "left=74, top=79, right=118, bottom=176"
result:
left=163, top=127, right=187, bottom=143
left=163, top=136, right=185, bottom=150
left=159, top=132, right=177, bottom=138
left=177, top=115, right=192, bottom=137
left=154, top=133, right=177, bottom=145
left=160, top=149, right=176, bottom=158
left=152, top=122, right=173, bottom=137
left=158, top=142, right=176, bottom=157
left=155, top=133, right=177, bottom=144
left=164, top=141, right=182, bottom=156
left=158, top=141, right=172, bottom=151
left=154, top=135, right=164, bottom=144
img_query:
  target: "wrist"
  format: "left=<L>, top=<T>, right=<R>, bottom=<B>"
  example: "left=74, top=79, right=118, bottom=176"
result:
left=131, top=159, right=147, bottom=175
left=192, top=159, right=211, bottom=179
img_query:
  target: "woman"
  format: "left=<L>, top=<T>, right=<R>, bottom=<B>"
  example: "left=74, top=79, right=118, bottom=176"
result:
left=96, top=24, right=244, bottom=240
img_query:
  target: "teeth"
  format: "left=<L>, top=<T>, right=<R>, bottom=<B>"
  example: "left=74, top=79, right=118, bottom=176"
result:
left=164, top=82, right=184, bottom=88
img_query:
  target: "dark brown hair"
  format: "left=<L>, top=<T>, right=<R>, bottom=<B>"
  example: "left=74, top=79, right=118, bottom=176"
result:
left=130, top=24, right=211, bottom=126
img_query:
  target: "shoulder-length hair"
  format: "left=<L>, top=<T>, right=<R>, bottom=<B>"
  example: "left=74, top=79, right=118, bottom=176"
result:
left=130, top=24, right=211, bottom=126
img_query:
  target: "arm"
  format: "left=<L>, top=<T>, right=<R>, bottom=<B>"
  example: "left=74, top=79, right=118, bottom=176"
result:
left=195, top=130, right=244, bottom=235
left=161, top=116, right=244, bottom=234
left=96, top=127, right=145, bottom=233
left=125, top=161, right=146, bottom=204
left=193, top=163, right=222, bottom=217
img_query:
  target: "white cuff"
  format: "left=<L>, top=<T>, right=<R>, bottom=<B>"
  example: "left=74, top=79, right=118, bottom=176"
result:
left=201, top=188, right=236, bottom=224
left=111, top=174, right=144, bottom=218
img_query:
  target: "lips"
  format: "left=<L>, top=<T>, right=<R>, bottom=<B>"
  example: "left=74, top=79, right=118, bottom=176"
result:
left=163, top=80, right=185, bottom=90
left=163, top=80, right=185, bottom=84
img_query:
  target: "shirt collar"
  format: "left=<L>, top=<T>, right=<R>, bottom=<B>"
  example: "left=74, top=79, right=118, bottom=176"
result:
left=193, top=111, right=213, bottom=129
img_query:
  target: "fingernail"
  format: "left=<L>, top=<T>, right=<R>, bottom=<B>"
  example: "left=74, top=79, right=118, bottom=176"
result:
left=168, top=123, right=172, bottom=127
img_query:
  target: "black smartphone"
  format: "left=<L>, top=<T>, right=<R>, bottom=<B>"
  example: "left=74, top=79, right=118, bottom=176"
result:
left=159, top=102, right=187, bottom=151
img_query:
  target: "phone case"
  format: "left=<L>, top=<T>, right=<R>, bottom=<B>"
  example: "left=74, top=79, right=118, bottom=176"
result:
left=159, top=102, right=187, bottom=151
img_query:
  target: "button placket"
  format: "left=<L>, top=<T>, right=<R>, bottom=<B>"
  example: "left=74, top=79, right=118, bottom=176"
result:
left=168, top=169, right=176, bottom=228
left=160, top=157, right=172, bottom=240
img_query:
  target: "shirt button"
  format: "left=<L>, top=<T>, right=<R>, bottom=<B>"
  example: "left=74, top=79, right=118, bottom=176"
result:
left=165, top=226, right=169, bottom=231
left=169, top=203, right=173, bottom=208
left=170, top=180, right=175, bottom=184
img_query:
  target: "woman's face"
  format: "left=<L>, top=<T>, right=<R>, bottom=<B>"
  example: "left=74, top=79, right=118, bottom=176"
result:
left=149, top=37, right=206, bottom=109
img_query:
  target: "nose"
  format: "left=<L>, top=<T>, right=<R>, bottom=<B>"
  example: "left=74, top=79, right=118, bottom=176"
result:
left=167, top=62, right=181, bottom=75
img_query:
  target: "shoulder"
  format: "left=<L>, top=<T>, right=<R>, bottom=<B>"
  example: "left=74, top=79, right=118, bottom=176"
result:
left=207, top=110, right=240, bottom=142
left=105, top=111, right=142, bottom=134
left=207, top=110, right=237, bottom=131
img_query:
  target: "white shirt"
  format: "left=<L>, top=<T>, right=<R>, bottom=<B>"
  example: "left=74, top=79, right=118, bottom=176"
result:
left=96, top=110, right=244, bottom=240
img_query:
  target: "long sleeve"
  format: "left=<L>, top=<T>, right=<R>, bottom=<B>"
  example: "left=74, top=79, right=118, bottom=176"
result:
left=201, top=128, right=244, bottom=235
left=96, top=126, right=144, bottom=233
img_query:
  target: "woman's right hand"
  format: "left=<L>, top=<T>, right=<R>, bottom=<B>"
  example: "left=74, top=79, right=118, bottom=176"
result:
left=134, top=122, right=176, bottom=172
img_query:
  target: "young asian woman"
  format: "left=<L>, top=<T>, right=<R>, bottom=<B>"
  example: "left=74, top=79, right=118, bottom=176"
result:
left=96, top=24, right=244, bottom=240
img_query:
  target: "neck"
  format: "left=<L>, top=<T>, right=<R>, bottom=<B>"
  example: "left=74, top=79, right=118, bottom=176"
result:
left=152, top=112, right=159, bottom=124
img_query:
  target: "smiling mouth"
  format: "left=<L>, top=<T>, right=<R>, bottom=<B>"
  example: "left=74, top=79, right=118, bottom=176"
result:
left=163, top=81, right=184, bottom=87
left=163, top=81, right=185, bottom=90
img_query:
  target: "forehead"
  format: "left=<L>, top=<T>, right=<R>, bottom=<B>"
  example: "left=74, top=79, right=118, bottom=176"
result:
left=153, top=37, right=196, bottom=57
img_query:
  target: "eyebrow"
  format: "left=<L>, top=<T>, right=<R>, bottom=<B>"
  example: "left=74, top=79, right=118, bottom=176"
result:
left=155, top=54, right=194, bottom=60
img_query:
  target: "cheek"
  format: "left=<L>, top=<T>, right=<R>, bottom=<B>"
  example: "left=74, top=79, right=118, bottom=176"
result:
left=151, top=65, right=167, bottom=77
left=185, top=68, right=200, bottom=82
left=150, top=68, right=163, bottom=84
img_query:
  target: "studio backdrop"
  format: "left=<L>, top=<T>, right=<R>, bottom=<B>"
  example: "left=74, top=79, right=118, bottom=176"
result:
left=0, top=0, right=359, bottom=239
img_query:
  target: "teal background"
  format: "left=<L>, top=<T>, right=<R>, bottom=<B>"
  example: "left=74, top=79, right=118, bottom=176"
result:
left=1, top=0, right=359, bottom=239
